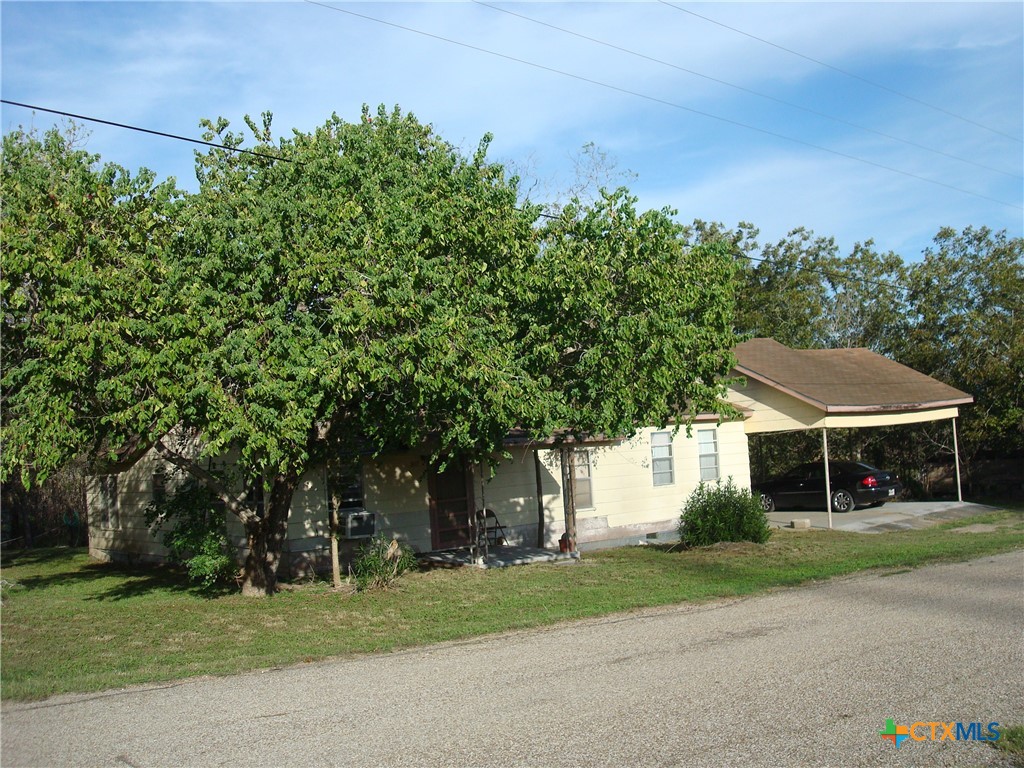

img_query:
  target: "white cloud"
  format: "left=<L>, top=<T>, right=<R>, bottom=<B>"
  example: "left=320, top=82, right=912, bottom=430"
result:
left=2, top=0, right=1020, bottom=259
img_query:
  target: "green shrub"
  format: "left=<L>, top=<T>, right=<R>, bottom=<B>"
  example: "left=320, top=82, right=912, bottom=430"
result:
left=144, top=479, right=237, bottom=587
left=352, top=536, right=418, bottom=591
left=678, top=478, right=772, bottom=547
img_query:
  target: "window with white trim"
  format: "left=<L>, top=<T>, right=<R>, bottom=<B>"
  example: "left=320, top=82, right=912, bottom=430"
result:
left=651, top=431, right=674, bottom=486
left=574, top=449, right=593, bottom=509
left=698, top=429, right=720, bottom=482
left=98, top=475, right=120, bottom=529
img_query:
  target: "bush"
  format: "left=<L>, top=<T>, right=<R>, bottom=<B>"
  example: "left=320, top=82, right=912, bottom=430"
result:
left=352, top=537, right=418, bottom=591
left=144, top=479, right=237, bottom=587
left=678, top=478, right=772, bottom=547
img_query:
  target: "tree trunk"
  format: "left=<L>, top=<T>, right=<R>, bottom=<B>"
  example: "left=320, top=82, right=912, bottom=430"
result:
left=560, top=446, right=578, bottom=553
left=534, top=449, right=546, bottom=548
left=328, top=503, right=342, bottom=589
left=240, top=471, right=299, bottom=597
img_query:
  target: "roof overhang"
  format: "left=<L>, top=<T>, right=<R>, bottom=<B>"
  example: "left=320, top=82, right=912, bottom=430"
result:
left=735, top=364, right=974, bottom=415
left=728, top=339, right=973, bottom=435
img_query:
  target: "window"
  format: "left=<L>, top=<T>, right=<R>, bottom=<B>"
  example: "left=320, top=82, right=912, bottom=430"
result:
left=152, top=469, right=167, bottom=504
left=573, top=449, right=593, bottom=509
left=651, top=431, right=674, bottom=486
left=327, top=463, right=365, bottom=513
left=98, top=475, right=119, bottom=529
left=245, top=481, right=266, bottom=517
left=698, top=429, right=720, bottom=482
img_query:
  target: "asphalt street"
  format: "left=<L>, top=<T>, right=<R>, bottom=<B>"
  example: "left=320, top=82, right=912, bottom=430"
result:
left=3, top=550, right=1022, bottom=768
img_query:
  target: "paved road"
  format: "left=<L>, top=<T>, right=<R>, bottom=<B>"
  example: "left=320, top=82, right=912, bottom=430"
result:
left=4, top=551, right=1022, bottom=768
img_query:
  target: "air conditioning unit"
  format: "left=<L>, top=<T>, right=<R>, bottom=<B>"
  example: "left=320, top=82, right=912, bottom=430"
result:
left=340, top=510, right=375, bottom=539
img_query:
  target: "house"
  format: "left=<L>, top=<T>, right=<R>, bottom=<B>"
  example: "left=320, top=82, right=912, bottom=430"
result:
left=87, top=417, right=751, bottom=575
left=86, top=339, right=972, bottom=573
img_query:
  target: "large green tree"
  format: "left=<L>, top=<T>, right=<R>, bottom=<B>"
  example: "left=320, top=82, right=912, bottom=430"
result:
left=142, top=107, right=554, bottom=594
left=3, top=108, right=742, bottom=594
left=530, top=193, right=739, bottom=434
left=1, top=125, right=183, bottom=487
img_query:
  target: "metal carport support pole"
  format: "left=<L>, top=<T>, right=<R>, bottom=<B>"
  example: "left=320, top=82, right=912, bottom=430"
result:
left=952, top=417, right=963, bottom=502
left=823, top=428, right=833, bottom=530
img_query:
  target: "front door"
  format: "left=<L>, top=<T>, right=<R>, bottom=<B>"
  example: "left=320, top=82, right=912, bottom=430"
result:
left=428, top=459, right=475, bottom=550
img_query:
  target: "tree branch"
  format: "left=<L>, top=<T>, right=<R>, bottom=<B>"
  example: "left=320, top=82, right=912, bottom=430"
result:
left=153, top=438, right=258, bottom=526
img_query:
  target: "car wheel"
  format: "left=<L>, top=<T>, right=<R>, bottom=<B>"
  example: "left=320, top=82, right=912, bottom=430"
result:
left=759, top=492, right=775, bottom=514
left=831, top=489, right=856, bottom=513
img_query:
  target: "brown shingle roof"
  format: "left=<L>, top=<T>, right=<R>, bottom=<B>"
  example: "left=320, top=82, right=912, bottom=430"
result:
left=733, top=338, right=973, bottom=413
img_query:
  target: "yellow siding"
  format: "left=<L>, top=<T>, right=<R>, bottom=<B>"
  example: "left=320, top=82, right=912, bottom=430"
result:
left=478, top=448, right=563, bottom=548
left=570, top=423, right=751, bottom=540
left=87, top=452, right=168, bottom=563
left=727, top=379, right=825, bottom=433
left=362, top=451, right=432, bottom=552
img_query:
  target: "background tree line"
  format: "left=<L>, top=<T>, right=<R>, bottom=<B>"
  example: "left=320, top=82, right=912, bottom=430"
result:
left=683, top=221, right=1022, bottom=497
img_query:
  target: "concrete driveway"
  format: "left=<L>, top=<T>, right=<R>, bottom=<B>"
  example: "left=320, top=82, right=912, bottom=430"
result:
left=767, top=500, right=1001, bottom=533
left=3, top=550, right=1022, bottom=768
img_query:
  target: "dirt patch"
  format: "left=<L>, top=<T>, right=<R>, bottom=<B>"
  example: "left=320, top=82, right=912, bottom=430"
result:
left=707, top=541, right=767, bottom=554
left=952, top=523, right=1000, bottom=533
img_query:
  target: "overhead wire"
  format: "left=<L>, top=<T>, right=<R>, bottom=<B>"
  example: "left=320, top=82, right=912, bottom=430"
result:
left=472, top=0, right=1020, bottom=181
left=2, top=99, right=909, bottom=291
left=658, top=0, right=1023, bottom=144
left=301, top=0, right=1020, bottom=211
left=0, top=99, right=291, bottom=164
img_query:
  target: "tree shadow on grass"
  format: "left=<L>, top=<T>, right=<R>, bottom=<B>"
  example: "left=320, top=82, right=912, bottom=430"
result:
left=0, top=545, right=88, bottom=569
left=83, top=567, right=237, bottom=601
left=3, top=548, right=237, bottom=600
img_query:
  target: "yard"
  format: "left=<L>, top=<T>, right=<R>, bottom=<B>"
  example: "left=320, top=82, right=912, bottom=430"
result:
left=2, top=509, right=1022, bottom=702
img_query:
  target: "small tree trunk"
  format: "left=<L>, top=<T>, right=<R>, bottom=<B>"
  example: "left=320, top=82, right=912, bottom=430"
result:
left=329, top=504, right=342, bottom=589
left=534, top=449, right=546, bottom=548
left=240, top=471, right=299, bottom=597
left=560, top=446, right=577, bottom=553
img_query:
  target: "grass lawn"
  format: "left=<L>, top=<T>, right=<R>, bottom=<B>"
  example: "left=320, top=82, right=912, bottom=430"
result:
left=2, top=510, right=1021, bottom=702
left=991, top=724, right=1024, bottom=767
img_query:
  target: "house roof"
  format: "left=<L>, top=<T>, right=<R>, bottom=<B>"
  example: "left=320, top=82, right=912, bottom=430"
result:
left=732, top=338, right=973, bottom=413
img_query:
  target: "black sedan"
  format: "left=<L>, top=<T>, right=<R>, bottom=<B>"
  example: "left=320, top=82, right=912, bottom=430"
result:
left=754, top=461, right=902, bottom=514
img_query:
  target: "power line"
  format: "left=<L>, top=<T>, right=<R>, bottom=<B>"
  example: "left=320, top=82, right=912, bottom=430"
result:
left=0, top=100, right=291, bottom=164
left=473, top=0, right=1020, bottom=181
left=734, top=251, right=903, bottom=292
left=3, top=100, right=922, bottom=290
left=302, top=0, right=1020, bottom=211
left=1, top=98, right=566, bottom=221
left=658, top=0, right=1023, bottom=144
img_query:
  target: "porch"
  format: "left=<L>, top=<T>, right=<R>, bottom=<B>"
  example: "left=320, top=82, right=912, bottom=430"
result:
left=418, top=545, right=579, bottom=570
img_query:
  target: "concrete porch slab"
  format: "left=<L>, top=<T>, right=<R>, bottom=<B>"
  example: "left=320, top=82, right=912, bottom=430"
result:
left=419, top=546, right=579, bottom=569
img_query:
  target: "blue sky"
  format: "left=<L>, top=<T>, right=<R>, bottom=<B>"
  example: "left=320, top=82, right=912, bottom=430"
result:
left=2, top=1, right=1022, bottom=261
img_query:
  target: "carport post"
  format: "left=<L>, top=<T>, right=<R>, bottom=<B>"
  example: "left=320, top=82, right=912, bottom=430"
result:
left=823, top=428, right=833, bottom=530
left=952, top=418, right=963, bottom=502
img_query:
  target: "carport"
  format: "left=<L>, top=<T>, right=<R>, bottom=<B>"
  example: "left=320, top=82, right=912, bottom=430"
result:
left=727, top=339, right=974, bottom=529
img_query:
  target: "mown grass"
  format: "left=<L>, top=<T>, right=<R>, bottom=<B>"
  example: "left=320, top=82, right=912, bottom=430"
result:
left=2, top=510, right=1021, bottom=702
